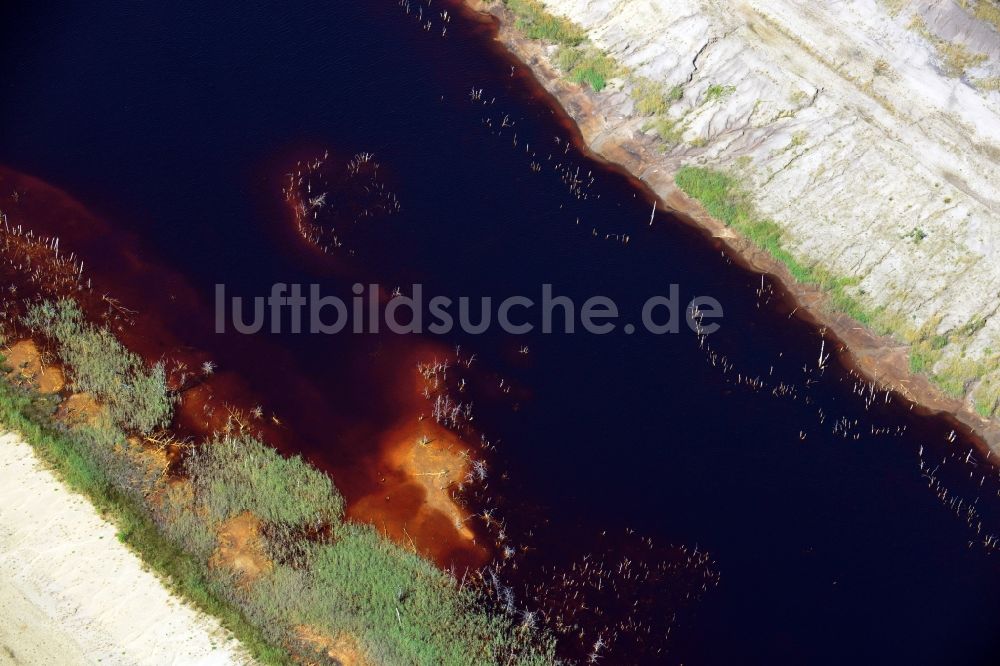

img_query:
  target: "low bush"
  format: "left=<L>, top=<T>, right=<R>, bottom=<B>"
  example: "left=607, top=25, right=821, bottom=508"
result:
left=557, top=46, right=619, bottom=92
left=705, top=83, right=736, bottom=101
left=631, top=78, right=682, bottom=115
left=502, top=0, right=585, bottom=45
left=23, top=299, right=174, bottom=433
left=186, top=433, right=343, bottom=529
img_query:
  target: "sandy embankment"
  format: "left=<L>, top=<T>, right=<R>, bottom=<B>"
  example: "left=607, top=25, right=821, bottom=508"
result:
left=0, top=432, right=251, bottom=666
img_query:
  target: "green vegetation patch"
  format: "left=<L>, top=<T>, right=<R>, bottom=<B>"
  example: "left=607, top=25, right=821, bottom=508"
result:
left=973, top=372, right=1000, bottom=417
left=241, top=523, right=552, bottom=664
left=502, top=0, right=585, bottom=45
left=642, top=117, right=686, bottom=146
left=556, top=46, right=619, bottom=92
left=180, top=432, right=556, bottom=663
left=23, top=299, right=173, bottom=434
left=0, top=377, right=291, bottom=664
left=631, top=77, right=683, bottom=115
left=187, top=434, right=343, bottom=528
left=4, top=299, right=557, bottom=664
left=705, top=83, right=736, bottom=101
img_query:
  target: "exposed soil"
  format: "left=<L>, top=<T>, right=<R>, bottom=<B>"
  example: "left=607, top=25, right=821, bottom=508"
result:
left=210, top=512, right=273, bottom=584
left=294, top=625, right=372, bottom=666
left=3, top=340, right=64, bottom=394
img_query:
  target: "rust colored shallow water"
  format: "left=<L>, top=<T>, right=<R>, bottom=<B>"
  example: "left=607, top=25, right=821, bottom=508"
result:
left=0, top=165, right=488, bottom=571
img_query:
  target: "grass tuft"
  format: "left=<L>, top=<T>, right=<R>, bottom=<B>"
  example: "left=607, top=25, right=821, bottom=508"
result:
left=502, top=0, right=585, bottom=45
left=557, top=46, right=619, bottom=92
left=23, top=299, right=173, bottom=434
left=705, top=84, right=736, bottom=101
left=908, top=14, right=988, bottom=77
left=631, top=78, right=682, bottom=115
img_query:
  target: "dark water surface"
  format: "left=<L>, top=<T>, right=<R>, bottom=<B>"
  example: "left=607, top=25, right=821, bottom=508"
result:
left=3, top=2, right=1000, bottom=664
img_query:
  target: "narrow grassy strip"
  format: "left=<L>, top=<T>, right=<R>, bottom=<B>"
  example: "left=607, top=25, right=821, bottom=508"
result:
left=9, top=298, right=557, bottom=663
left=674, top=166, right=1000, bottom=406
left=0, top=376, right=292, bottom=664
left=674, top=166, right=878, bottom=325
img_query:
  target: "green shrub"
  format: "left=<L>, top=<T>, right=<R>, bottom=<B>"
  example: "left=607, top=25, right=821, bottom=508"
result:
left=155, top=481, right=217, bottom=561
left=23, top=299, right=174, bottom=433
left=74, top=423, right=159, bottom=503
left=631, top=78, right=681, bottom=115
left=503, top=0, right=585, bottom=45
left=705, top=83, right=736, bottom=101
left=909, top=346, right=937, bottom=374
left=187, top=433, right=344, bottom=529
left=646, top=117, right=685, bottom=146
left=973, top=374, right=1000, bottom=418
left=555, top=45, right=584, bottom=72
left=557, top=46, right=618, bottom=91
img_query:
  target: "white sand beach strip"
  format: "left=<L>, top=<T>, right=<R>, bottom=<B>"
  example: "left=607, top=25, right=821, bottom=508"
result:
left=0, top=432, right=252, bottom=666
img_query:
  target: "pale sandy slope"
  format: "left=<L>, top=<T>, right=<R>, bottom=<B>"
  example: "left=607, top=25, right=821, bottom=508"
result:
left=536, top=0, right=1000, bottom=414
left=0, top=432, right=251, bottom=666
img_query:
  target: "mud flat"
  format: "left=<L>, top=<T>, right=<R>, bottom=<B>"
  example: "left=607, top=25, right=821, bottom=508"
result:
left=0, top=433, right=250, bottom=666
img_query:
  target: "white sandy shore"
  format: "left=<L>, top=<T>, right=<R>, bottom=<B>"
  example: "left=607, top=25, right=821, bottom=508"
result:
left=0, top=432, right=252, bottom=666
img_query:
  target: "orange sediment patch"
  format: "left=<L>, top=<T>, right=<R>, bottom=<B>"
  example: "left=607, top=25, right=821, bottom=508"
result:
left=348, top=341, right=490, bottom=569
left=350, top=419, right=486, bottom=566
left=388, top=420, right=475, bottom=541
left=3, top=339, right=109, bottom=428
left=3, top=340, right=64, bottom=393
left=294, top=626, right=372, bottom=666
left=55, top=392, right=105, bottom=427
left=124, top=435, right=174, bottom=483
left=209, top=512, right=273, bottom=584
left=354, top=418, right=478, bottom=550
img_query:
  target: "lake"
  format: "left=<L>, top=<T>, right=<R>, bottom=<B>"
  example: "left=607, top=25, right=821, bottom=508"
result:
left=2, top=1, right=1000, bottom=663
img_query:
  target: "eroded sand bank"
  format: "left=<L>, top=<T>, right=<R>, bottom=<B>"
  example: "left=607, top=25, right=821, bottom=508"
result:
left=0, top=432, right=251, bottom=666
